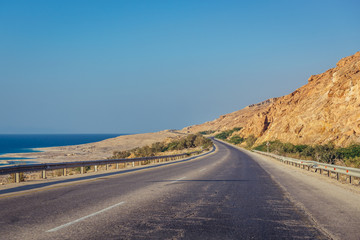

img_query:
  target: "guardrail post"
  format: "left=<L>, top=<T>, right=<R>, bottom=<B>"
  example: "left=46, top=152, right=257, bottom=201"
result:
left=42, top=170, right=46, bottom=179
left=349, top=175, right=352, bottom=184
left=63, top=168, right=67, bottom=176
left=132, top=161, right=135, bottom=167
left=80, top=167, right=84, bottom=174
left=319, top=169, right=322, bottom=175
left=327, top=170, right=330, bottom=177
left=116, top=163, right=119, bottom=169
left=15, top=172, right=20, bottom=183
left=95, top=165, right=98, bottom=172
left=336, top=172, right=339, bottom=181
left=106, top=164, right=109, bottom=170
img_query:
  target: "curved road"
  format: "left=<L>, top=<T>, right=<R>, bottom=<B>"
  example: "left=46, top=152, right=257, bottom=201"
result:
left=0, top=140, right=330, bottom=239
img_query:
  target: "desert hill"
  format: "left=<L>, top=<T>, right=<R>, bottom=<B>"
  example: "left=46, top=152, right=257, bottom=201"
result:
left=183, top=52, right=360, bottom=147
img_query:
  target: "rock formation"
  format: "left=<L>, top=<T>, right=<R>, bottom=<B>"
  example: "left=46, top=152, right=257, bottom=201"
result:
left=183, top=52, right=360, bottom=147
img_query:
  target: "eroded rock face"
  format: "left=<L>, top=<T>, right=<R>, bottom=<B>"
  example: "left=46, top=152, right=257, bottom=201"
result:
left=183, top=52, right=360, bottom=147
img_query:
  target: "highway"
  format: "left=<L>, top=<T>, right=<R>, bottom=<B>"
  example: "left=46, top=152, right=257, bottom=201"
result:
left=1, top=139, right=354, bottom=239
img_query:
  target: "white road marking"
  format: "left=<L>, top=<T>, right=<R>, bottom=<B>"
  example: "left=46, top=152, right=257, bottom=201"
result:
left=199, top=168, right=207, bottom=172
left=169, top=176, right=186, bottom=184
left=46, top=201, right=126, bottom=232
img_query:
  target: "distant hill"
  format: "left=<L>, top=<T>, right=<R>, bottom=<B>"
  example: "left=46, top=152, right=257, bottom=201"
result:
left=183, top=52, right=360, bottom=147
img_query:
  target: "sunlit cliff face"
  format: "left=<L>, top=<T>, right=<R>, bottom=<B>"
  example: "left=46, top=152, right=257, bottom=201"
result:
left=184, top=52, right=360, bottom=147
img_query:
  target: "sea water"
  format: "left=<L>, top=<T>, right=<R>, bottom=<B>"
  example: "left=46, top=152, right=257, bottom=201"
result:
left=0, top=134, right=124, bottom=165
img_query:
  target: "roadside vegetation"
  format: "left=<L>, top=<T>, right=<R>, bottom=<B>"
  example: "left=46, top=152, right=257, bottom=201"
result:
left=110, top=134, right=213, bottom=159
left=214, top=127, right=258, bottom=148
left=228, top=135, right=244, bottom=145
left=214, top=127, right=242, bottom=140
left=254, top=140, right=360, bottom=168
left=213, top=128, right=360, bottom=168
left=199, top=130, right=216, bottom=135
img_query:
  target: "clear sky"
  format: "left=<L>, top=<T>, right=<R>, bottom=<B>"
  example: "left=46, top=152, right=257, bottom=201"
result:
left=1, top=0, right=359, bottom=134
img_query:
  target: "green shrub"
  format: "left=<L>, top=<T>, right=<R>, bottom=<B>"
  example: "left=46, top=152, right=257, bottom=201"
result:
left=214, top=131, right=231, bottom=140
left=110, top=134, right=213, bottom=159
left=299, top=145, right=315, bottom=158
left=313, top=143, right=339, bottom=164
left=214, top=127, right=242, bottom=140
left=246, top=135, right=257, bottom=148
left=254, top=142, right=267, bottom=152
left=199, top=130, right=215, bottom=135
left=229, top=135, right=244, bottom=145
left=282, top=143, right=296, bottom=153
left=337, top=144, right=360, bottom=159
left=255, top=140, right=360, bottom=165
left=112, top=150, right=131, bottom=159
left=294, top=145, right=307, bottom=153
left=151, top=142, right=167, bottom=152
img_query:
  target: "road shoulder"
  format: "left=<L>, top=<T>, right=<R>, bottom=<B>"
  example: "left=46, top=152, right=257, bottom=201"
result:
left=221, top=141, right=360, bottom=240
left=0, top=146, right=218, bottom=198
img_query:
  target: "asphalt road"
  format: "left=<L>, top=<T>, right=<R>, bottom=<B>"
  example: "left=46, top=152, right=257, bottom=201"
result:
left=0, top=140, right=328, bottom=240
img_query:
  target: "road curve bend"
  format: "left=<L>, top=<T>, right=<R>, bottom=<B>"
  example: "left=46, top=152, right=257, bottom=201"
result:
left=0, top=140, right=336, bottom=239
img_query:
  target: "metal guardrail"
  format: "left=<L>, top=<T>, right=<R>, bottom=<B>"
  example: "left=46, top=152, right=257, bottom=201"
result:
left=253, top=150, right=360, bottom=184
left=0, top=150, right=206, bottom=183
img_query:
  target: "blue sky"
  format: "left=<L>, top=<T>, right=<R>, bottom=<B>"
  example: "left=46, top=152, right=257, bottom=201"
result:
left=1, top=0, right=359, bottom=134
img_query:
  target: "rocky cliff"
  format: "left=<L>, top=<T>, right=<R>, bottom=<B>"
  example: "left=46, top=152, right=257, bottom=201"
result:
left=183, top=52, right=360, bottom=147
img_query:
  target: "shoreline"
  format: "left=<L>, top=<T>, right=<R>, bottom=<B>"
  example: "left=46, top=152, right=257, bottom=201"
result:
left=0, top=130, right=186, bottom=165
left=0, top=133, right=124, bottom=157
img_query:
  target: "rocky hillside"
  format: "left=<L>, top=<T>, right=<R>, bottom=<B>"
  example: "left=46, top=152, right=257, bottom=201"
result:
left=183, top=52, right=360, bottom=147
